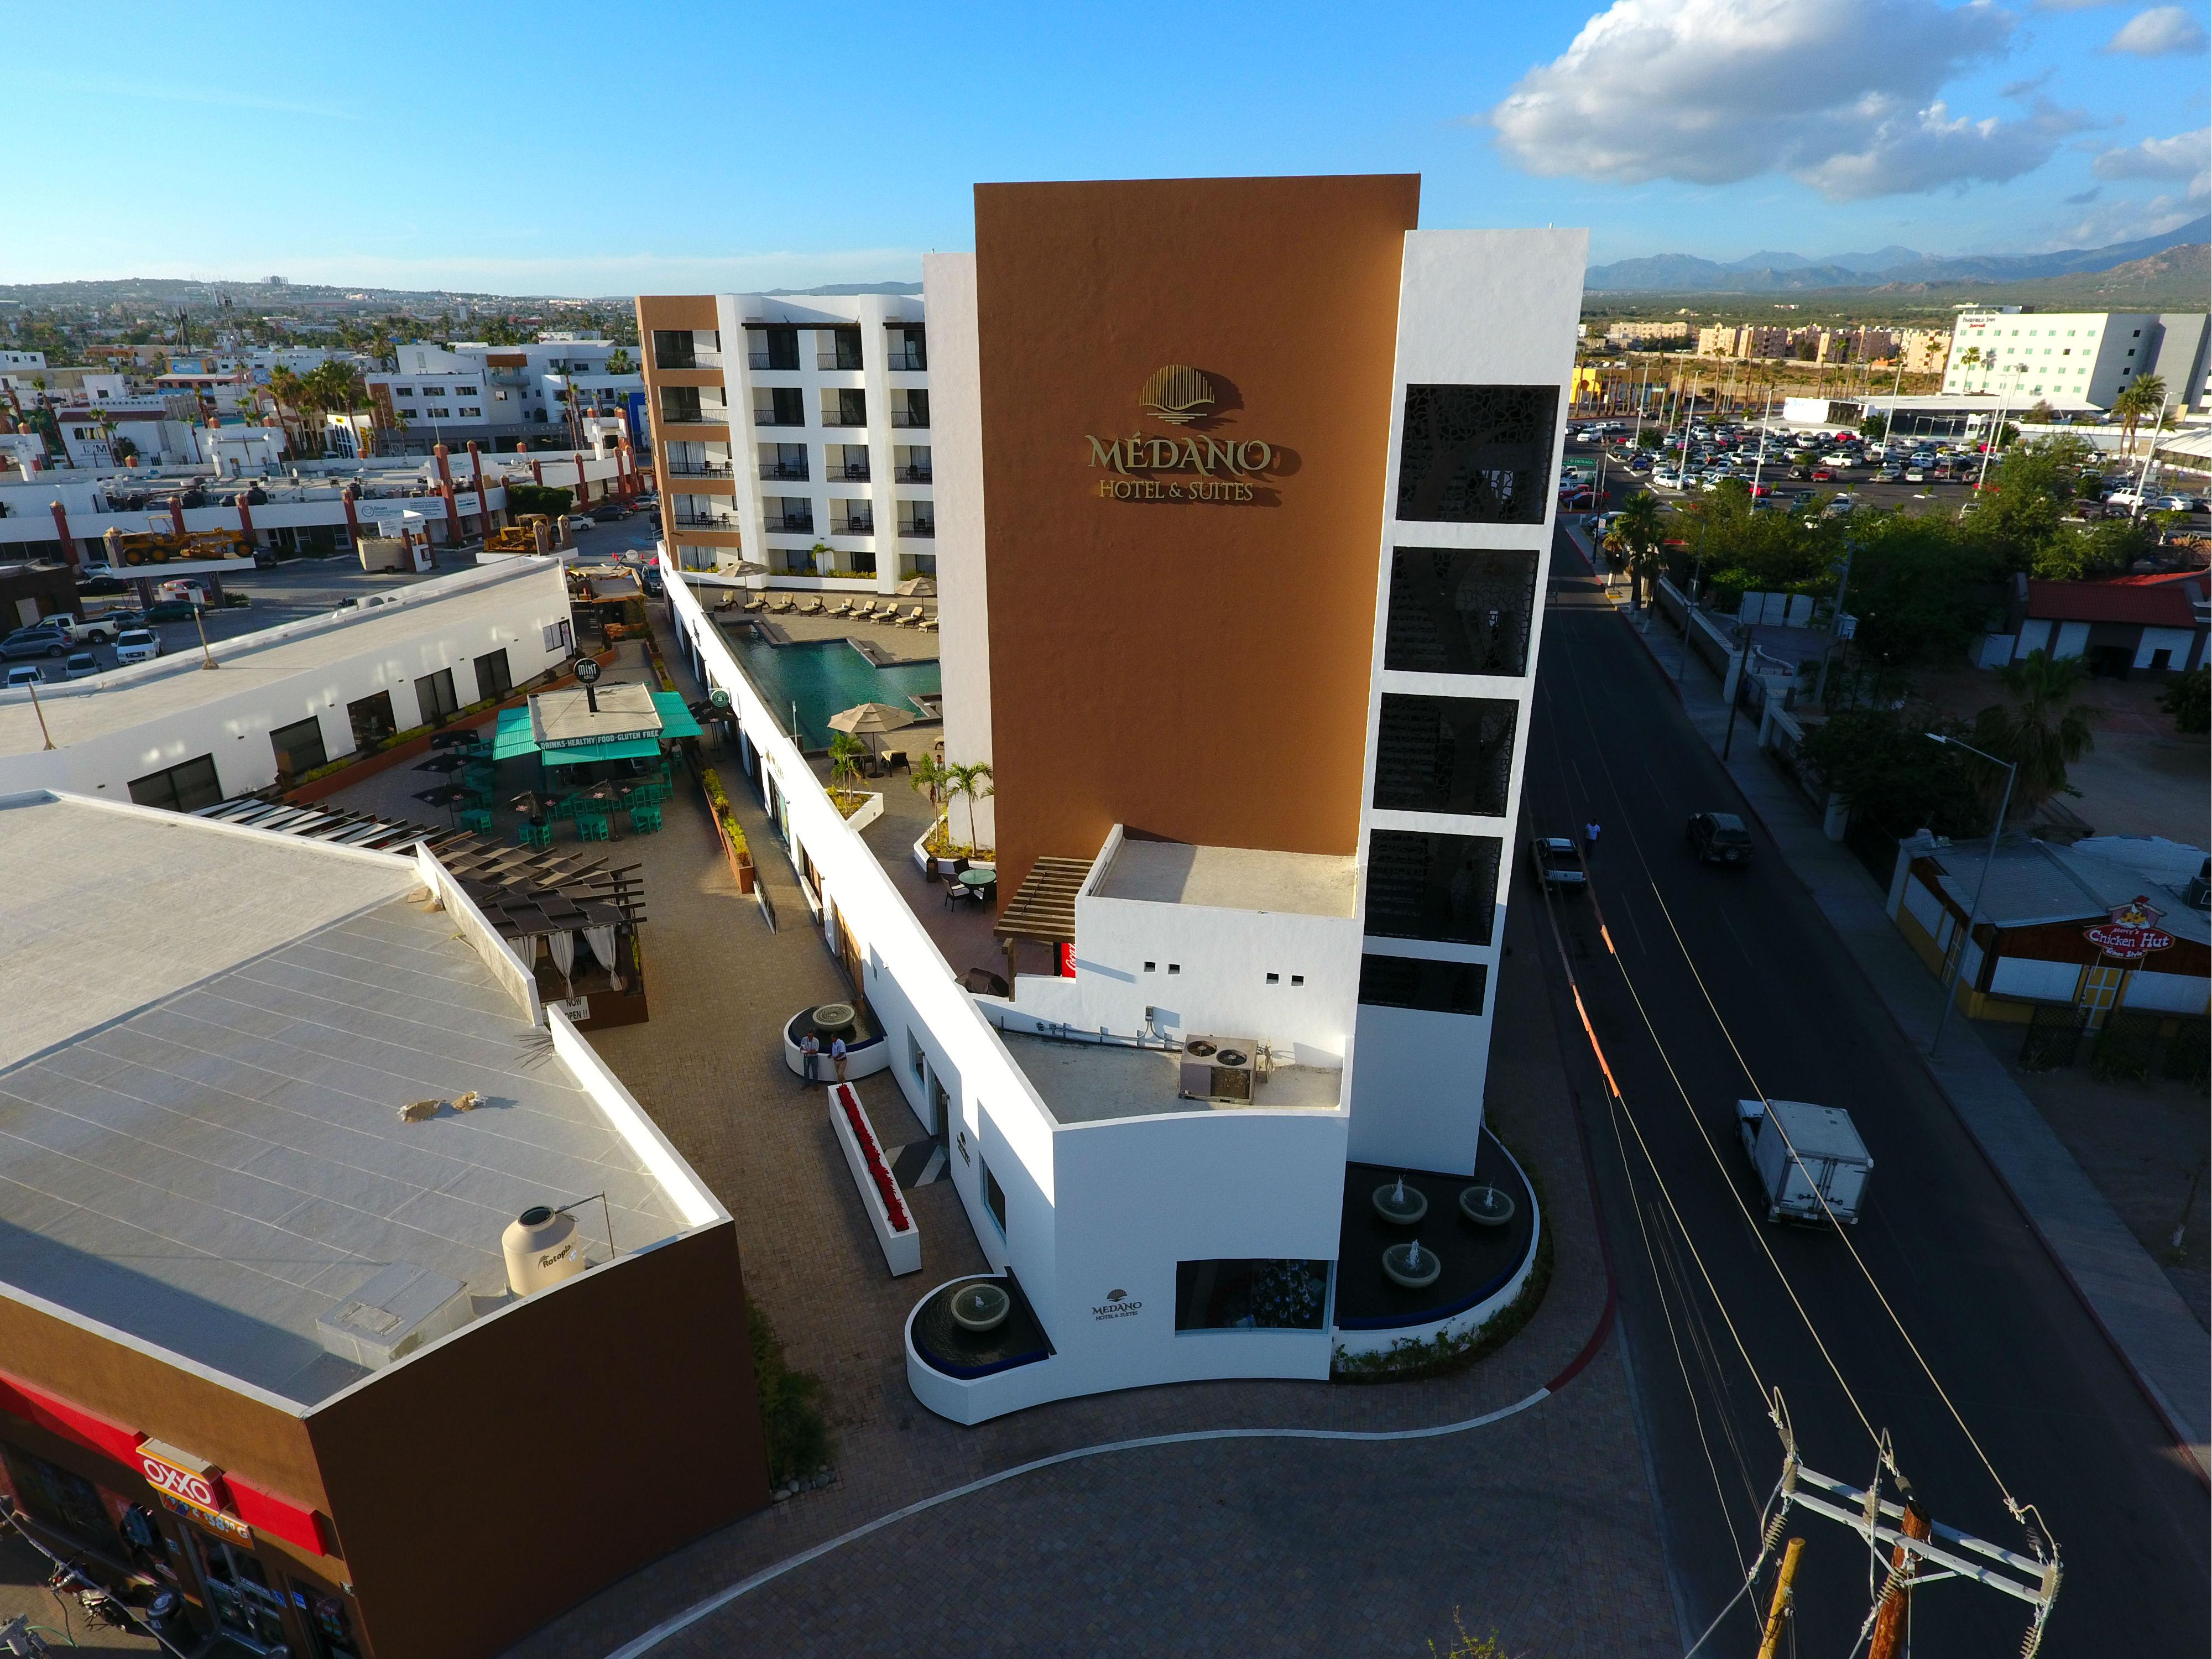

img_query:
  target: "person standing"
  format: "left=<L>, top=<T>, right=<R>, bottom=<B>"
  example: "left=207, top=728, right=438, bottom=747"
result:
left=1584, top=821, right=1601, bottom=857
left=799, top=1030, right=820, bottom=1089
left=831, top=1034, right=849, bottom=1084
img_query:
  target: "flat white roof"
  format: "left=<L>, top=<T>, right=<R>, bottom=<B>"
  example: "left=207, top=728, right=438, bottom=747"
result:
left=1095, top=839, right=1357, bottom=919
left=0, top=561, right=557, bottom=761
left=1001, top=1032, right=1340, bottom=1126
left=0, top=795, right=684, bottom=1405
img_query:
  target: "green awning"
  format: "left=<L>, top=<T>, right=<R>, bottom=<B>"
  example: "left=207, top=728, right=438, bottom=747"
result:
left=541, top=736, right=664, bottom=767
left=650, top=691, right=703, bottom=740
left=489, top=706, right=540, bottom=759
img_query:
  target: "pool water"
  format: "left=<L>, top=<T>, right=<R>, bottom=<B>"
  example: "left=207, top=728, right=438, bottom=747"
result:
left=725, top=628, right=942, bottom=749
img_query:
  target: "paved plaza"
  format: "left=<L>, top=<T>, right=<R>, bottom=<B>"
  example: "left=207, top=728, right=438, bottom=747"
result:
left=462, top=608, right=1681, bottom=1658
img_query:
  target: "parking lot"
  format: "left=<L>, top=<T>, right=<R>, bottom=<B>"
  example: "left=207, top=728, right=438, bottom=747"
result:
left=7, top=509, right=665, bottom=682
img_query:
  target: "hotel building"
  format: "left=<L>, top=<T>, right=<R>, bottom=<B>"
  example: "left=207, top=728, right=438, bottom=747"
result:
left=1942, top=309, right=2211, bottom=413
left=661, top=174, right=1583, bottom=1421
left=634, top=292, right=933, bottom=593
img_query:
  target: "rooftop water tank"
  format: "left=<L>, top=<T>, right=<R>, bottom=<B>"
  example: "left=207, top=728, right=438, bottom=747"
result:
left=502, top=1205, right=586, bottom=1297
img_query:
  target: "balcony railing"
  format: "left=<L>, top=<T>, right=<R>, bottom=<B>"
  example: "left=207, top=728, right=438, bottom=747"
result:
left=748, top=352, right=800, bottom=372
left=662, top=460, right=733, bottom=478
left=654, top=348, right=723, bottom=372
left=831, top=518, right=875, bottom=536
left=674, top=510, right=740, bottom=529
left=660, top=405, right=729, bottom=427
left=899, top=519, right=936, bottom=538
left=760, top=462, right=810, bottom=481
left=890, top=409, right=929, bottom=429
left=816, top=352, right=866, bottom=372
left=830, top=462, right=870, bottom=482
left=885, top=352, right=926, bottom=373
left=895, top=465, right=932, bottom=483
left=753, top=408, right=805, bottom=426
left=765, top=513, right=816, bottom=533
left=820, top=409, right=867, bottom=427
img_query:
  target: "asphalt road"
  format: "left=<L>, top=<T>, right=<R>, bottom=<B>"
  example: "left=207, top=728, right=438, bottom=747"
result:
left=1519, top=530, right=2208, bottom=1655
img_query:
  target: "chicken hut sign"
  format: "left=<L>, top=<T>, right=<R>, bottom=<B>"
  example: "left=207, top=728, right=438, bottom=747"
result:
left=2084, top=896, right=2177, bottom=961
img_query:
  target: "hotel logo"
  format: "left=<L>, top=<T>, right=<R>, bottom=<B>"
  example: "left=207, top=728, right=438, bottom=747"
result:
left=1139, top=364, right=1215, bottom=426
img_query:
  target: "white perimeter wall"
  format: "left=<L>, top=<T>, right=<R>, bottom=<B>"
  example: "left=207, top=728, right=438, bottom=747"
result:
left=924, top=253, right=995, bottom=848
left=1348, top=227, right=1587, bottom=1175
left=0, top=560, right=573, bottom=802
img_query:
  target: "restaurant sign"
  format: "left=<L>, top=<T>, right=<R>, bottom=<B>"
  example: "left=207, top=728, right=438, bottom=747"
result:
left=1085, top=366, right=1279, bottom=504
left=139, top=1439, right=252, bottom=1542
left=2084, top=895, right=2176, bottom=960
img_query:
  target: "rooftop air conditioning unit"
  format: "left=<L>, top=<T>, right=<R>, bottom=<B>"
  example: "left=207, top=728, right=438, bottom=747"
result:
left=314, top=1262, right=473, bottom=1370
left=1180, top=1035, right=1256, bottom=1103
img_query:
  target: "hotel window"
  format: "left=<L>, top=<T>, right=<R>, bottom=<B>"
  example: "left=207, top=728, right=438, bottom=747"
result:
left=394, top=387, right=413, bottom=397
left=474, top=648, right=512, bottom=701
left=415, top=667, right=460, bottom=724
left=542, top=619, right=573, bottom=653
left=1175, top=1259, right=1330, bottom=1331
left=270, top=716, right=327, bottom=780
left=1359, top=952, right=1488, bottom=1016
left=455, top=385, right=478, bottom=396
left=127, top=753, right=223, bottom=813
left=1385, top=547, right=1539, bottom=676
left=983, top=1157, right=1008, bottom=1237
left=1372, top=695, right=1517, bottom=817
left=1364, top=829, right=1500, bottom=947
left=1396, top=384, right=1558, bottom=524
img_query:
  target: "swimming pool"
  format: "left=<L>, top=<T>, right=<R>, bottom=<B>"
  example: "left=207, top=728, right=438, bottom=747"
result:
left=723, top=628, right=942, bottom=750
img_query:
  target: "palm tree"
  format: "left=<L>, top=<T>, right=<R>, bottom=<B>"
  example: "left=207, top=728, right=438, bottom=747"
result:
left=2111, top=376, right=2166, bottom=458
left=908, top=752, right=952, bottom=816
left=265, top=366, right=305, bottom=452
left=826, top=732, right=866, bottom=794
left=1605, top=490, right=1667, bottom=609
left=1972, top=649, right=2095, bottom=817
left=945, top=761, right=995, bottom=850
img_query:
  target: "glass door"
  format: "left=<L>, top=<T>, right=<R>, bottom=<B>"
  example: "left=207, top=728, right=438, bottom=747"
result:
left=186, top=1532, right=291, bottom=1650
left=2079, top=964, right=2125, bottom=1029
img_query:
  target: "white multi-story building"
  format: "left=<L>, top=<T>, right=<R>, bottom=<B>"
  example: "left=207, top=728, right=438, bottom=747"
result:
left=1941, top=309, right=2210, bottom=412
left=637, top=293, right=932, bottom=592
left=369, top=338, right=643, bottom=448
left=658, top=176, right=1583, bottom=1422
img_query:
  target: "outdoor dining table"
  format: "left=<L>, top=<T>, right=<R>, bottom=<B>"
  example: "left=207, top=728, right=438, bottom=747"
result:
left=953, top=868, right=997, bottom=907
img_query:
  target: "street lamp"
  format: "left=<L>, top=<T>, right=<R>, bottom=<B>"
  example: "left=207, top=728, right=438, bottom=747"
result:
left=1924, top=733, right=2018, bottom=1058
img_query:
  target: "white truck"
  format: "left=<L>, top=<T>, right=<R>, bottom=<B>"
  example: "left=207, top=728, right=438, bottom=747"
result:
left=36, top=611, right=131, bottom=645
left=1737, top=1098, right=1872, bottom=1225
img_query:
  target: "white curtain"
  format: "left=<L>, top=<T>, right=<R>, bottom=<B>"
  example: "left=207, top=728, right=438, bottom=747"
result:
left=548, top=932, right=576, bottom=998
left=582, top=925, right=623, bottom=992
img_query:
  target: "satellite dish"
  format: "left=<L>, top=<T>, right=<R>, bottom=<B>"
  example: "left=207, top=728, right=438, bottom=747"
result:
left=573, top=656, right=602, bottom=685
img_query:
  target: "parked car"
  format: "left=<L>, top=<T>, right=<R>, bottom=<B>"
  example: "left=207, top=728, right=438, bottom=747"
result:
left=2153, top=494, right=2197, bottom=513
left=1875, top=466, right=1903, bottom=483
left=3, top=664, right=45, bottom=688
left=1559, top=488, right=1597, bottom=510
left=1810, top=467, right=1836, bottom=482
left=37, top=612, right=124, bottom=645
left=0, top=627, right=69, bottom=660
left=61, top=649, right=98, bottom=680
left=1904, top=468, right=1926, bottom=483
left=112, top=627, right=163, bottom=664
left=1529, top=835, right=1587, bottom=891
left=142, top=599, right=200, bottom=623
left=1687, top=811, right=1755, bottom=866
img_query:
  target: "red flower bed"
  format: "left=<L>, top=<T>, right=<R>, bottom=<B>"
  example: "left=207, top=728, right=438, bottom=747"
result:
left=837, top=1084, right=911, bottom=1233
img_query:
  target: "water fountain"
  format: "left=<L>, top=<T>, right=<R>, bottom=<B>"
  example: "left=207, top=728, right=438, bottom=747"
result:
left=950, top=1281, right=1011, bottom=1333
left=1458, top=1185, right=1517, bottom=1227
left=1370, top=1173, right=1428, bottom=1225
left=1382, top=1234, right=1441, bottom=1290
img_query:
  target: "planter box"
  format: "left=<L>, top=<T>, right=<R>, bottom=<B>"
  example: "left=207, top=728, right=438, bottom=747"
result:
left=835, top=791, right=884, bottom=833
left=709, top=805, right=757, bottom=892
left=828, top=1083, right=920, bottom=1276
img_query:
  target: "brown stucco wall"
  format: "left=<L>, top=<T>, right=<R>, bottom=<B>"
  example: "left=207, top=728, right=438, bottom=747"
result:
left=305, top=1221, right=766, bottom=1659
left=972, top=175, right=1418, bottom=895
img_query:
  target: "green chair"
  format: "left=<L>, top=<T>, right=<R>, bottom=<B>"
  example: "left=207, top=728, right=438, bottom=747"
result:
left=459, top=808, right=494, bottom=834
left=628, top=804, right=662, bottom=835
left=517, top=822, right=553, bottom=850
left=576, top=813, right=611, bottom=842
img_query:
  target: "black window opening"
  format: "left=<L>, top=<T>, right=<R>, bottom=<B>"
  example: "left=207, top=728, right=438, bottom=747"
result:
left=415, top=667, right=459, bottom=726
left=347, top=690, right=397, bottom=751
left=651, top=330, right=700, bottom=371
left=824, top=327, right=864, bottom=371
left=897, top=389, right=931, bottom=429
left=269, top=716, right=327, bottom=782
left=474, top=648, right=512, bottom=702
left=1364, top=829, right=1501, bottom=946
left=1372, top=695, right=1517, bottom=817
left=658, top=385, right=704, bottom=423
left=1397, top=384, right=1558, bottom=524
left=762, top=326, right=800, bottom=371
left=1359, top=952, right=1488, bottom=1016
left=764, top=387, right=805, bottom=426
left=1385, top=547, right=1539, bottom=676
left=983, top=1158, right=1008, bottom=1237
left=1175, top=1259, right=1331, bottom=1332
left=127, top=753, right=222, bottom=814
left=833, top=388, right=868, bottom=426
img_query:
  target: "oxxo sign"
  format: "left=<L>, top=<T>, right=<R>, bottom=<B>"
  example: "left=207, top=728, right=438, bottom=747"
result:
left=138, top=1438, right=251, bottom=1541
left=1084, top=365, right=1279, bottom=505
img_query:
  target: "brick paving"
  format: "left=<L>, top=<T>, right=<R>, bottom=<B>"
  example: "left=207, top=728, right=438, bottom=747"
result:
left=472, top=612, right=1677, bottom=1659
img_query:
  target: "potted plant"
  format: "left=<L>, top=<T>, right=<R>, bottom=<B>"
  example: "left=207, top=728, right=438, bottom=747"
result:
left=702, top=768, right=755, bottom=891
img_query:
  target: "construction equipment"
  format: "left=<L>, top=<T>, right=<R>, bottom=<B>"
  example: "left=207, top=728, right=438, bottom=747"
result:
left=110, top=528, right=251, bottom=566
left=484, top=513, right=555, bottom=555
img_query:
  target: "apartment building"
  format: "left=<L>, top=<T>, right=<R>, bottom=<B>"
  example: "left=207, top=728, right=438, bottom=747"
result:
left=634, top=293, right=932, bottom=593
left=1604, top=320, right=1692, bottom=347
left=1695, top=324, right=1796, bottom=359
left=366, top=338, right=643, bottom=452
left=1942, top=309, right=2212, bottom=413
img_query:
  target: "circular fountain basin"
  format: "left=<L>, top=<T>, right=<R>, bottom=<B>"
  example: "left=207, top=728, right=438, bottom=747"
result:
left=1371, top=1182, right=1430, bottom=1225
left=1383, top=1241, right=1442, bottom=1289
left=950, top=1282, right=1011, bottom=1332
left=1459, top=1185, right=1517, bottom=1228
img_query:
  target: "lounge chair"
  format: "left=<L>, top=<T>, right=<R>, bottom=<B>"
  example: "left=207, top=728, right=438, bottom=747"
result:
left=827, top=598, right=854, bottom=618
left=917, top=615, right=939, bottom=632
left=857, top=600, right=886, bottom=620
left=896, top=605, right=923, bottom=627
left=797, top=597, right=824, bottom=616
left=767, top=596, right=794, bottom=614
left=742, top=594, right=765, bottom=613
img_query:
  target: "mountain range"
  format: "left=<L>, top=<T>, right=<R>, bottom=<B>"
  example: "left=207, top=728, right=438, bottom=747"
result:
left=1584, top=215, right=2212, bottom=292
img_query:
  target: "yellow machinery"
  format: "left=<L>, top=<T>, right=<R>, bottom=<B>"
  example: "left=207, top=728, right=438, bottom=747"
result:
left=112, top=529, right=253, bottom=566
left=483, top=514, right=554, bottom=555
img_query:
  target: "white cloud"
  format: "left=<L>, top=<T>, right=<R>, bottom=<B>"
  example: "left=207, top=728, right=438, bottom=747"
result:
left=2103, top=6, right=2210, bottom=53
left=2093, top=127, right=2212, bottom=186
left=1488, top=0, right=2084, bottom=200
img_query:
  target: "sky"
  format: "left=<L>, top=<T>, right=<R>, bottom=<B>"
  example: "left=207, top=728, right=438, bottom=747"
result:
left=2, top=0, right=2205, bottom=294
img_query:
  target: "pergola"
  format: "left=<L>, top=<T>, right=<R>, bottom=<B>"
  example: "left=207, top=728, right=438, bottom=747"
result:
left=992, top=857, right=1093, bottom=998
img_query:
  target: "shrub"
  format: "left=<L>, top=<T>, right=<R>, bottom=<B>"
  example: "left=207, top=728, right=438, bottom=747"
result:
left=701, top=767, right=747, bottom=855
left=2160, top=665, right=2209, bottom=735
left=748, top=1303, right=831, bottom=1486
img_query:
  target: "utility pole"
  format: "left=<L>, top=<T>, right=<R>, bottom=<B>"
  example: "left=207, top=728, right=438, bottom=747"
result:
left=1927, top=733, right=2018, bottom=1057
left=1756, top=1537, right=1804, bottom=1659
left=1813, top=539, right=1854, bottom=705
left=1867, top=1495, right=1933, bottom=1659
left=1722, top=622, right=1751, bottom=760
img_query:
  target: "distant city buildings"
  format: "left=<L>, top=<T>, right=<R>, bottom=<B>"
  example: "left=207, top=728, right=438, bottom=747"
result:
left=1942, top=310, right=2211, bottom=415
left=365, top=337, right=644, bottom=452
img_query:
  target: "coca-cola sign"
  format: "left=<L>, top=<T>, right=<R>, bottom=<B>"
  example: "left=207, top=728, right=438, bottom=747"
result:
left=2084, top=896, right=2177, bottom=961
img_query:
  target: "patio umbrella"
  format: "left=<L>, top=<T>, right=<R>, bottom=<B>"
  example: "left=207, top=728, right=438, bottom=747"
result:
left=411, top=784, right=469, bottom=825
left=414, top=754, right=469, bottom=775
left=827, top=701, right=916, bottom=758
left=895, top=576, right=936, bottom=597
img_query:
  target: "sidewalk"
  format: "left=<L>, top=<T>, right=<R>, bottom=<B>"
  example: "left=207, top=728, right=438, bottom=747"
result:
left=1564, top=521, right=2211, bottom=1475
